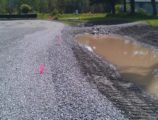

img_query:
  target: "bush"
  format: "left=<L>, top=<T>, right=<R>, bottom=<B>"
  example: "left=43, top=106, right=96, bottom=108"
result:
left=51, top=9, right=59, bottom=16
left=20, top=4, right=32, bottom=14
left=115, top=4, right=122, bottom=14
left=53, top=14, right=62, bottom=20
left=137, top=8, right=148, bottom=16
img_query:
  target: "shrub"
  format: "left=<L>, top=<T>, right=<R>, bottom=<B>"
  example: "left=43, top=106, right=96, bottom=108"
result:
left=115, top=4, right=122, bottom=14
left=137, top=8, right=148, bottom=16
left=51, top=9, right=59, bottom=16
left=20, top=4, right=32, bottom=14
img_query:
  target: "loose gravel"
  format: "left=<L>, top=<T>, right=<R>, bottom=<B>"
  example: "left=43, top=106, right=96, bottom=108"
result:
left=1, top=20, right=158, bottom=120
left=0, top=20, right=126, bottom=120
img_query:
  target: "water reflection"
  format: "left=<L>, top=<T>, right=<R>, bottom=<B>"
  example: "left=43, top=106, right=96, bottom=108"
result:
left=77, top=34, right=158, bottom=96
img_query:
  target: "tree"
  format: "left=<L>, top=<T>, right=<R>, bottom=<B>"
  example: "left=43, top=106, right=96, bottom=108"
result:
left=151, top=0, right=157, bottom=16
left=20, top=4, right=32, bottom=14
left=7, top=0, right=14, bottom=15
left=110, top=0, right=116, bottom=14
left=90, top=0, right=118, bottom=14
left=123, top=0, right=127, bottom=12
left=0, top=0, right=7, bottom=14
left=130, top=0, right=135, bottom=14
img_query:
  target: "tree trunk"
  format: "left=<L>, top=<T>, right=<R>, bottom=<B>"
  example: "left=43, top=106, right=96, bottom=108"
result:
left=7, top=0, right=11, bottom=15
left=48, top=0, right=52, bottom=12
left=39, top=0, right=42, bottom=13
left=151, top=0, right=157, bottom=16
left=130, top=0, right=135, bottom=14
left=111, top=1, right=115, bottom=14
left=123, top=0, right=127, bottom=12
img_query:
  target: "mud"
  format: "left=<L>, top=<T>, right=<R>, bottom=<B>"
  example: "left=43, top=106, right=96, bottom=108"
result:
left=77, top=34, right=158, bottom=96
left=68, top=22, right=158, bottom=119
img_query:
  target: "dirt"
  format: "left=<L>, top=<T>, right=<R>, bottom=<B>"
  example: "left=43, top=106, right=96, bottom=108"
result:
left=65, top=22, right=158, bottom=119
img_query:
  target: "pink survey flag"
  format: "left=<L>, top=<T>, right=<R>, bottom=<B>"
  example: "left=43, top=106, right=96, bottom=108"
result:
left=39, top=64, right=45, bottom=75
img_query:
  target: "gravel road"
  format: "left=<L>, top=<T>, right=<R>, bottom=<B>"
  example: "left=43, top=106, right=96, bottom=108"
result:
left=0, top=20, right=126, bottom=120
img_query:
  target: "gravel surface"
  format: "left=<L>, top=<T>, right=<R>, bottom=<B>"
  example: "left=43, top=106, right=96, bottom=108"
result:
left=0, top=20, right=127, bottom=120
left=1, top=20, right=158, bottom=120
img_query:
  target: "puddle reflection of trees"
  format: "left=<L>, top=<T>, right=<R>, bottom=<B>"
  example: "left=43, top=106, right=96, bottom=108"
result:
left=119, top=63, right=158, bottom=95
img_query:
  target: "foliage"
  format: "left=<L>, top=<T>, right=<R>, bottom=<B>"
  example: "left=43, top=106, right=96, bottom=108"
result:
left=58, top=13, right=106, bottom=24
left=147, top=19, right=158, bottom=26
left=37, top=13, right=50, bottom=19
left=90, top=0, right=119, bottom=14
left=51, top=9, right=59, bottom=16
left=115, top=4, right=122, bottom=14
left=137, top=8, right=148, bottom=16
left=0, top=0, right=107, bottom=14
left=20, top=4, right=32, bottom=14
left=0, top=0, right=157, bottom=17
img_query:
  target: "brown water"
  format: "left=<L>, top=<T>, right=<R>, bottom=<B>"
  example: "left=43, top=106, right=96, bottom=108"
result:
left=77, top=34, right=158, bottom=96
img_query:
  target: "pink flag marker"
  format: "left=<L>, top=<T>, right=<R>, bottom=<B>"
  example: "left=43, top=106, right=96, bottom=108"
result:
left=39, top=64, right=45, bottom=75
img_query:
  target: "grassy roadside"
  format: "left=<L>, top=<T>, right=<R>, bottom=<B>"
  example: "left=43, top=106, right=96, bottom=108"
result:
left=146, top=19, right=158, bottom=26
left=58, top=13, right=106, bottom=22
left=37, top=13, right=50, bottom=19
left=57, top=13, right=106, bottom=25
left=57, top=13, right=158, bottom=26
left=37, top=13, right=158, bottom=26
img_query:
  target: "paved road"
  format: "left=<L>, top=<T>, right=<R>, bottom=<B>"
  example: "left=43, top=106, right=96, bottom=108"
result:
left=0, top=20, right=126, bottom=120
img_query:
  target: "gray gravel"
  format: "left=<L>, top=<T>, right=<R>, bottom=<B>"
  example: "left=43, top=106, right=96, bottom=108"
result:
left=0, top=20, right=126, bottom=120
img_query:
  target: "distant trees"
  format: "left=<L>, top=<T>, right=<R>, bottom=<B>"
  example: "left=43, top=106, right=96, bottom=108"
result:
left=127, top=0, right=157, bottom=16
left=90, top=0, right=118, bottom=14
left=0, top=0, right=157, bottom=16
left=0, top=0, right=7, bottom=14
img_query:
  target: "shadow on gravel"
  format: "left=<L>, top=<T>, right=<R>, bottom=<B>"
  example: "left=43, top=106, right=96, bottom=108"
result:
left=115, top=25, right=158, bottom=48
left=0, top=18, right=37, bottom=21
left=85, top=20, right=131, bottom=26
left=77, top=20, right=131, bottom=27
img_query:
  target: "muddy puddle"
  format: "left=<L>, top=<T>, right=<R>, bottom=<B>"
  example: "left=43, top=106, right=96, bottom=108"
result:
left=77, top=34, right=158, bottom=96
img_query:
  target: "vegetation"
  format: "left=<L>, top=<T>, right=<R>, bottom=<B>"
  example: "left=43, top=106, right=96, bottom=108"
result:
left=57, top=13, right=158, bottom=26
left=0, top=0, right=157, bottom=26
left=58, top=13, right=106, bottom=24
left=20, top=4, right=32, bottom=14
left=0, top=0, right=157, bottom=16
left=147, top=19, right=158, bottom=26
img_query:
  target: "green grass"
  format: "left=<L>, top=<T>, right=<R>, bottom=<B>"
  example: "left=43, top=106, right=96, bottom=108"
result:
left=59, top=13, right=105, bottom=20
left=58, top=13, right=106, bottom=23
left=105, top=13, right=158, bottom=26
left=146, top=19, right=158, bottom=26
left=37, top=13, right=158, bottom=26
left=37, top=13, right=50, bottom=19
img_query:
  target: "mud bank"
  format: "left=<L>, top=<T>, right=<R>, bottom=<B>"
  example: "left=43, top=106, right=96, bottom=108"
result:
left=65, top=22, right=158, bottom=119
